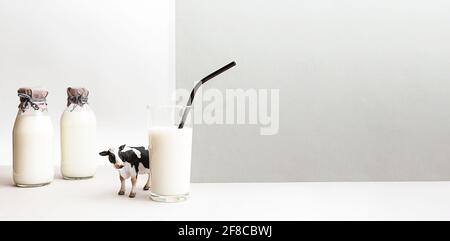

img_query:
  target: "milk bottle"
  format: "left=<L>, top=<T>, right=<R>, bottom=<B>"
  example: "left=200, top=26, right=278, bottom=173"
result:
left=13, top=88, right=54, bottom=187
left=61, top=87, right=97, bottom=179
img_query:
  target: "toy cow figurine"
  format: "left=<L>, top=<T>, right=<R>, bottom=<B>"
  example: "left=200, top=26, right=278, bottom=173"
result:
left=99, top=145, right=151, bottom=198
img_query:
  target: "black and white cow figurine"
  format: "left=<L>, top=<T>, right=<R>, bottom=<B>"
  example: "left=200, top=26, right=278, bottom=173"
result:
left=99, top=145, right=151, bottom=198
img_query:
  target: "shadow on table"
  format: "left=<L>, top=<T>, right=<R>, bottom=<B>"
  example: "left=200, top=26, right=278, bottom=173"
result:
left=92, top=188, right=156, bottom=203
left=0, top=172, right=14, bottom=187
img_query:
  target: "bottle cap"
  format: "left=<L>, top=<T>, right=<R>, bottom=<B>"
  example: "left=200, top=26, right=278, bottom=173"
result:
left=17, top=87, right=48, bottom=111
left=67, top=87, right=89, bottom=107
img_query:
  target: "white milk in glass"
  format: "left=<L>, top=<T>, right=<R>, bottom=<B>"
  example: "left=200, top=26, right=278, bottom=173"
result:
left=149, top=127, right=193, bottom=196
left=148, top=106, right=193, bottom=202
left=61, top=88, right=97, bottom=179
left=13, top=88, right=54, bottom=187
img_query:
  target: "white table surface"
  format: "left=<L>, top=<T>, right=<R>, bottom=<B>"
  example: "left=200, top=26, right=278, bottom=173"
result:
left=1, top=166, right=450, bottom=221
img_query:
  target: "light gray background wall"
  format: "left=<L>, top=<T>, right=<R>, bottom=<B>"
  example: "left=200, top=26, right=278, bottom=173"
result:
left=177, top=0, right=450, bottom=182
left=1, top=0, right=450, bottom=183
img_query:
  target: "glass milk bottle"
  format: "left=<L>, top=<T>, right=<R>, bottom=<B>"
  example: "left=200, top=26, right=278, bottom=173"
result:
left=13, top=88, right=54, bottom=187
left=61, top=87, right=97, bottom=180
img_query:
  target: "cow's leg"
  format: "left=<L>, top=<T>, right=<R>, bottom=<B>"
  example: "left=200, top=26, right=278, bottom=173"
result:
left=118, top=175, right=126, bottom=196
left=129, top=175, right=137, bottom=198
left=144, top=174, right=151, bottom=191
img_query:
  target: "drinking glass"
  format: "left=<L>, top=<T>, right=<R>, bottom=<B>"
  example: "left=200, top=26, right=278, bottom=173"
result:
left=147, top=105, right=193, bottom=202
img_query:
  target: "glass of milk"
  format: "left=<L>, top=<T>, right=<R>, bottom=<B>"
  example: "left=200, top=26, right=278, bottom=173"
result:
left=60, top=87, right=97, bottom=180
left=147, top=105, right=193, bottom=203
left=13, top=88, right=54, bottom=187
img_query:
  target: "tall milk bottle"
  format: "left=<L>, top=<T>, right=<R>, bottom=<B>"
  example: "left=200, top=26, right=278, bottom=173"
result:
left=13, top=88, right=54, bottom=187
left=61, top=87, right=97, bottom=180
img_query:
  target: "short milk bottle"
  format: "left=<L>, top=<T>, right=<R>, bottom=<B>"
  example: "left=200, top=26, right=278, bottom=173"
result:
left=61, top=87, right=97, bottom=179
left=13, top=88, right=54, bottom=187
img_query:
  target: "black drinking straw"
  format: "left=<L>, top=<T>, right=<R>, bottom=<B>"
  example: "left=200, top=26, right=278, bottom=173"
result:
left=178, top=61, right=237, bottom=129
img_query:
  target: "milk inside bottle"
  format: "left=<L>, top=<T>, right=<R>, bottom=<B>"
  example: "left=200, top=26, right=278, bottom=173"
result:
left=61, top=87, right=97, bottom=180
left=13, top=88, right=54, bottom=187
left=148, top=106, right=193, bottom=203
